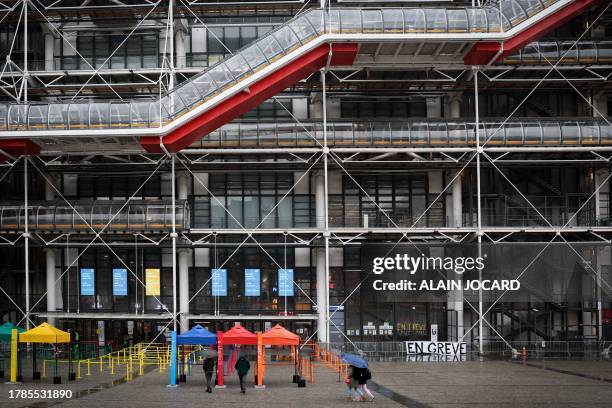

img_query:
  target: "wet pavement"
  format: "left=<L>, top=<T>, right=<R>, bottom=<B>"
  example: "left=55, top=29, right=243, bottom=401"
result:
left=2, top=358, right=612, bottom=407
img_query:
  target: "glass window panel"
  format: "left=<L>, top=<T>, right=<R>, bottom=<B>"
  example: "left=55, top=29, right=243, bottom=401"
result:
left=559, top=42, right=579, bottom=64
left=447, top=9, right=468, bottom=33
left=110, top=102, right=130, bottom=128
left=580, top=122, right=599, bottom=144
left=561, top=121, right=580, bottom=144
left=425, top=9, right=447, bottom=33
left=130, top=101, right=150, bottom=128
left=485, top=8, right=502, bottom=32
left=429, top=122, right=448, bottom=144
left=362, top=10, right=383, bottom=33
left=404, top=9, right=426, bottom=33
left=8, top=105, right=27, bottom=130
left=0, top=104, right=7, bottom=130
left=224, top=54, right=251, bottom=81
left=484, top=122, right=504, bottom=144
left=208, top=63, right=235, bottom=90
left=68, top=104, right=89, bottom=129
left=467, top=8, right=487, bottom=32
left=382, top=9, right=404, bottom=33
left=339, top=9, right=362, bottom=33
left=272, top=26, right=300, bottom=52
left=578, top=42, right=597, bottom=64
left=176, top=83, right=201, bottom=109
left=225, top=26, right=240, bottom=52
left=48, top=104, right=68, bottom=129
left=90, top=103, right=110, bottom=128
left=28, top=105, right=48, bottom=130
left=501, top=0, right=528, bottom=27
left=305, top=9, right=324, bottom=34
left=240, top=44, right=267, bottom=71
left=447, top=123, right=466, bottom=144
left=244, top=196, right=259, bottom=228
left=522, top=0, right=545, bottom=16
left=290, top=15, right=317, bottom=42
left=541, top=121, right=561, bottom=144
left=257, top=35, right=284, bottom=62
left=192, top=72, right=218, bottom=99
left=523, top=122, right=542, bottom=144
left=505, top=123, right=524, bottom=144
left=410, top=122, right=429, bottom=144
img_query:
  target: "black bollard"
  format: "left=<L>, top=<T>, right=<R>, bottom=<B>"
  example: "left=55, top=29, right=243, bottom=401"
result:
left=53, top=376, right=62, bottom=384
left=32, top=371, right=41, bottom=380
left=292, top=374, right=300, bottom=383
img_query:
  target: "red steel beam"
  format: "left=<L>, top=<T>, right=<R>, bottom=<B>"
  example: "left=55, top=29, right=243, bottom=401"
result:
left=0, top=139, right=41, bottom=163
left=141, top=43, right=358, bottom=153
left=464, top=0, right=601, bottom=66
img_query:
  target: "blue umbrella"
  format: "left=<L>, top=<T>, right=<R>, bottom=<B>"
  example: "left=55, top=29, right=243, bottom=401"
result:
left=341, top=353, right=368, bottom=369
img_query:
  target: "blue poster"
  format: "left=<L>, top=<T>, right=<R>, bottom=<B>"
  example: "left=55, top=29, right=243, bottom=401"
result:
left=80, top=268, right=95, bottom=296
left=211, top=269, right=227, bottom=296
left=278, top=269, right=294, bottom=296
left=244, top=269, right=260, bottom=296
left=113, top=268, right=128, bottom=296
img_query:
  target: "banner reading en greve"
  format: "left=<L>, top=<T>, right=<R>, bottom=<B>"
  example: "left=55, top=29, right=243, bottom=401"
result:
left=405, top=341, right=467, bottom=356
left=80, top=268, right=95, bottom=296
left=113, top=268, right=128, bottom=296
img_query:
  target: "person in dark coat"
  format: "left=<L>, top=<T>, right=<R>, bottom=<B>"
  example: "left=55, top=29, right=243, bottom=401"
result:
left=203, top=356, right=216, bottom=393
left=234, top=356, right=250, bottom=394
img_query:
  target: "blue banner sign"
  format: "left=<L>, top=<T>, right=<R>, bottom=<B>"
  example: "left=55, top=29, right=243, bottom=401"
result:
left=244, top=269, right=260, bottom=296
left=80, top=268, right=95, bottom=296
left=113, top=268, right=128, bottom=296
left=212, top=269, right=227, bottom=296
left=278, top=269, right=294, bottom=296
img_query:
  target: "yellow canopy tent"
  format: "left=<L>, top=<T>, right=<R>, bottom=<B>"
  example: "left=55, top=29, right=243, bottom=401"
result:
left=17, top=323, right=71, bottom=383
left=18, top=323, right=70, bottom=343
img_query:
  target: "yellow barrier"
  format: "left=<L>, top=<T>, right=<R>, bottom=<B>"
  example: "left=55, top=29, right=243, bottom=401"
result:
left=10, top=329, right=18, bottom=382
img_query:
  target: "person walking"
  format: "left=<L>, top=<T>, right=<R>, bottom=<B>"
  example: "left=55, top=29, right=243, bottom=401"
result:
left=234, top=355, right=250, bottom=394
left=357, top=367, right=375, bottom=402
left=346, top=365, right=361, bottom=401
left=203, top=356, right=216, bottom=393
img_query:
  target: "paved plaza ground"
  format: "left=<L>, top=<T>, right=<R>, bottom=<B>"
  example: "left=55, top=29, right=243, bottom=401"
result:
left=2, top=358, right=612, bottom=407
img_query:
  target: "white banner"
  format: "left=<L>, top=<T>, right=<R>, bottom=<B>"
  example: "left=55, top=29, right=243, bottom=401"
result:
left=405, top=341, right=467, bottom=356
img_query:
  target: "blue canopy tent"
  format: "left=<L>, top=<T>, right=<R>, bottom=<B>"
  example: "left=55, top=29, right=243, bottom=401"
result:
left=176, top=325, right=217, bottom=345
left=172, top=325, right=218, bottom=385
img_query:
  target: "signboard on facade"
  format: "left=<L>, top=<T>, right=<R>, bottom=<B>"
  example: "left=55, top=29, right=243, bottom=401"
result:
left=112, top=268, right=128, bottom=296
left=145, top=268, right=160, bottom=296
left=405, top=341, right=467, bottom=356
left=212, top=268, right=227, bottom=296
left=278, top=268, right=294, bottom=296
left=80, top=268, right=95, bottom=296
left=244, top=269, right=260, bottom=296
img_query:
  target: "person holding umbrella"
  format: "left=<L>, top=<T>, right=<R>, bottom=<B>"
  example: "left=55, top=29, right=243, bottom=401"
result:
left=234, top=355, right=250, bottom=394
left=341, top=353, right=374, bottom=402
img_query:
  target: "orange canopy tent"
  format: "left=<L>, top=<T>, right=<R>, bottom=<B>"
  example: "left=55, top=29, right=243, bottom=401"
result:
left=220, top=324, right=257, bottom=345
left=261, top=324, right=299, bottom=346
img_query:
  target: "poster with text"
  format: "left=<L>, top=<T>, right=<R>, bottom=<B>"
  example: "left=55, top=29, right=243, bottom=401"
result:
left=113, top=268, right=128, bottom=296
left=145, top=268, right=161, bottom=296
left=80, top=268, right=95, bottom=296
left=212, top=268, right=227, bottom=296
left=278, top=268, right=294, bottom=296
left=245, top=269, right=261, bottom=296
